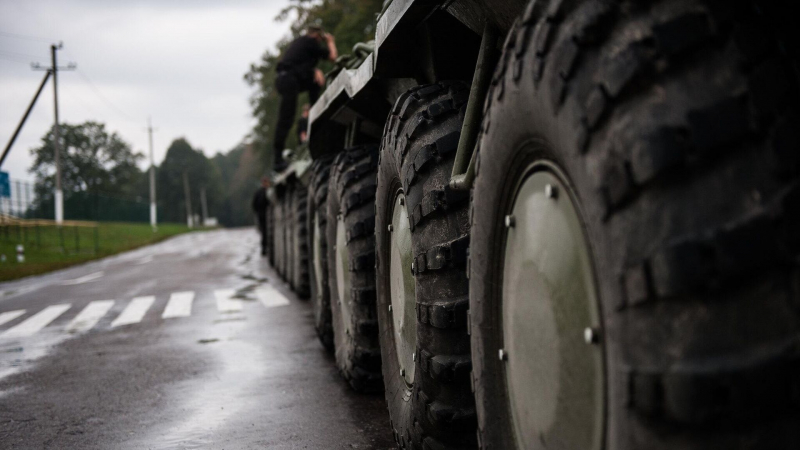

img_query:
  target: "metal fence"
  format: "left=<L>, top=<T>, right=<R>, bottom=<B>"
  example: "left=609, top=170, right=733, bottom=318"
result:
left=0, top=219, right=99, bottom=256
left=1, top=178, right=160, bottom=223
left=0, top=178, right=35, bottom=219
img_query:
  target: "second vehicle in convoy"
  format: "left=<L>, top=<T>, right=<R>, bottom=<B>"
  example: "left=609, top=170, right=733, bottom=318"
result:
left=268, top=1, right=800, bottom=449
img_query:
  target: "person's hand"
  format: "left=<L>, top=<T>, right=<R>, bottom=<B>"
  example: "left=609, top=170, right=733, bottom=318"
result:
left=324, top=32, right=338, bottom=61
left=314, top=68, right=325, bottom=86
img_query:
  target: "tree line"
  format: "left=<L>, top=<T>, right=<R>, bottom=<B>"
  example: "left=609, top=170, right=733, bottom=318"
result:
left=29, top=121, right=261, bottom=227
left=27, top=0, right=385, bottom=227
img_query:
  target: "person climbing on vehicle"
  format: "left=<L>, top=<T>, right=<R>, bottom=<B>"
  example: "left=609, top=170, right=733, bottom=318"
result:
left=273, top=26, right=337, bottom=171
left=251, top=176, right=271, bottom=256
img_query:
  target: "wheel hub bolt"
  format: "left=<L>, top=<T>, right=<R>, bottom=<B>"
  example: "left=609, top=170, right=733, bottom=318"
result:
left=584, top=327, right=600, bottom=344
left=389, top=304, right=392, bottom=312
left=400, top=368, right=406, bottom=377
left=498, top=349, right=508, bottom=361
left=388, top=224, right=394, bottom=232
left=412, top=352, right=416, bottom=361
left=504, top=215, right=515, bottom=228
left=545, top=184, right=558, bottom=199
left=399, top=197, right=405, bottom=206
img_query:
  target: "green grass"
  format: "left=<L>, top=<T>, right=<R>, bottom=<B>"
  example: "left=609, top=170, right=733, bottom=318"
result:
left=0, top=222, right=195, bottom=282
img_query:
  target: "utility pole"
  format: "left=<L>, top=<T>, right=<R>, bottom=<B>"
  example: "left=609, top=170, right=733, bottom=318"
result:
left=31, top=43, right=74, bottom=225
left=1, top=70, right=51, bottom=168
left=200, top=188, right=208, bottom=226
left=183, top=172, right=193, bottom=228
left=147, top=117, right=157, bottom=231
left=51, top=44, right=63, bottom=224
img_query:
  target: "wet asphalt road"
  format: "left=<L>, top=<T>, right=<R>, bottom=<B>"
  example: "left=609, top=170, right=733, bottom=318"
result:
left=0, top=229, right=395, bottom=449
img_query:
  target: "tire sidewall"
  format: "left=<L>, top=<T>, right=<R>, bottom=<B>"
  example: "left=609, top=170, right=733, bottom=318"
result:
left=308, top=165, right=328, bottom=344
left=326, top=163, right=352, bottom=376
left=375, top=145, right=416, bottom=445
left=472, top=35, right=616, bottom=450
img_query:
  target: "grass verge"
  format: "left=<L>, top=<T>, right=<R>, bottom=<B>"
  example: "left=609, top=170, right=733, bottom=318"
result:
left=0, top=222, right=194, bottom=282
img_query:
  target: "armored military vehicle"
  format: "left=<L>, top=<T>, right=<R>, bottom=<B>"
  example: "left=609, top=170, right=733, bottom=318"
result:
left=268, top=1, right=799, bottom=448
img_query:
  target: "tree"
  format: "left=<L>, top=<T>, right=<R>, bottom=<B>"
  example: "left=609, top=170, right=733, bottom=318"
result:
left=29, top=121, right=147, bottom=219
left=213, top=143, right=263, bottom=227
left=156, top=138, right=223, bottom=224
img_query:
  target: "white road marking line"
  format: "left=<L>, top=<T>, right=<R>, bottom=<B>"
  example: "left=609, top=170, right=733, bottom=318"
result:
left=256, top=285, right=290, bottom=308
left=65, top=300, right=115, bottom=333
left=61, top=271, right=104, bottom=285
left=111, top=296, right=155, bottom=327
left=162, top=291, right=195, bottom=318
left=1, top=285, right=41, bottom=300
left=0, top=310, right=26, bottom=327
left=214, top=289, right=242, bottom=313
left=135, top=255, right=153, bottom=265
left=1, top=304, right=71, bottom=338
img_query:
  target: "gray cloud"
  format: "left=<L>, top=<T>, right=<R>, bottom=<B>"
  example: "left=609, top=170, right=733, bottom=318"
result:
left=1, top=0, right=292, bottom=182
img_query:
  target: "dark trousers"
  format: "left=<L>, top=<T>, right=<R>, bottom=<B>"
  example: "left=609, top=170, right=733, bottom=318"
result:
left=273, top=73, right=321, bottom=167
left=257, top=216, right=267, bottom=255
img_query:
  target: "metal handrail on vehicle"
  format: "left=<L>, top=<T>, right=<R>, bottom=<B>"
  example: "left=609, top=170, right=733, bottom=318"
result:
left=450, top=23, right=499, bottom=191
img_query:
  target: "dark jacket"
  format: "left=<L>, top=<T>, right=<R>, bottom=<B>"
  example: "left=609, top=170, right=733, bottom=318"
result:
left=252, top=188, right=268, bottom=221
left=276, top=35, right=330, bottom=84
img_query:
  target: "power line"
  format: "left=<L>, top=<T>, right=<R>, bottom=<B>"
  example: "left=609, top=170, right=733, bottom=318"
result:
left=0, top=48, right=47, bottom=60
left=71, top=66, right=137, bottom=122
left=60, top=80, right=106, bottom=119
left=0, top=31, right=55, bottom=43
left=0, top=54, right=31, bottom=65
left=62, top=49, right=138, bottom=122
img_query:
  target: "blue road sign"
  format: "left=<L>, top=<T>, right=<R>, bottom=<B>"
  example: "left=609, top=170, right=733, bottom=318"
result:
left=0, top=171, right=10, bottom=198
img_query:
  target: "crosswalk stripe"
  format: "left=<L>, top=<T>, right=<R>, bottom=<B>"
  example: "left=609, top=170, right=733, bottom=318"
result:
left=1, top=304, right=71, bottom=338
left=214, top=289, right=242, bottom=313
left=66, top=300, right=115, bottom=333
left=61, top=271, right=104, bottom=285
left=162, top=291, right=194, bottom=318
left=111, top=296, right=155, bottom=327
left=0, top=310, right=27, bottom=327
left=256, top=285, right=290, bottom=308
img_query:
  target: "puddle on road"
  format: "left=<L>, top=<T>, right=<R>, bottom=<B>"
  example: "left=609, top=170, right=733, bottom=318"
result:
left=213, top=316, right=246, bottom=324
left=137, top=321, right=268, bottom=449
left=240, top=272, right=269, bottom=283
left=232, top=283, right=261, bottom=301
left=0, top=328, right=71, bottom=395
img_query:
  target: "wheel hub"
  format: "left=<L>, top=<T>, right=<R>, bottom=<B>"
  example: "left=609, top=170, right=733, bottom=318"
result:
left=335, top=216, right=353, bottom=335
left=389, top=193, right=416, bottom=385
left=502, top=167, right=604, bottom=450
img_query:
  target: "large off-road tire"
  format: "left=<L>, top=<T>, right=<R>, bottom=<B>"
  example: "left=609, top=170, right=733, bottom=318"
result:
left=375, top=82, right=475, bottom=449
left=267, top=201, right=275, bottom=266
left=291, top=181, right=311, bottom=299
left=273, top=190, right=287, bottom=279
left=326, top=144, right=384, bottom=392
left=308, top=157, right=335, bottom=351
left=471, top=1, right=800, bottom=449
left=286, top=183, right=296, bottom=286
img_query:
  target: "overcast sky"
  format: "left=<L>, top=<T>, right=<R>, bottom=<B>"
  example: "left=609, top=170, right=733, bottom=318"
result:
left=1, top=0, right=293, bottom=183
